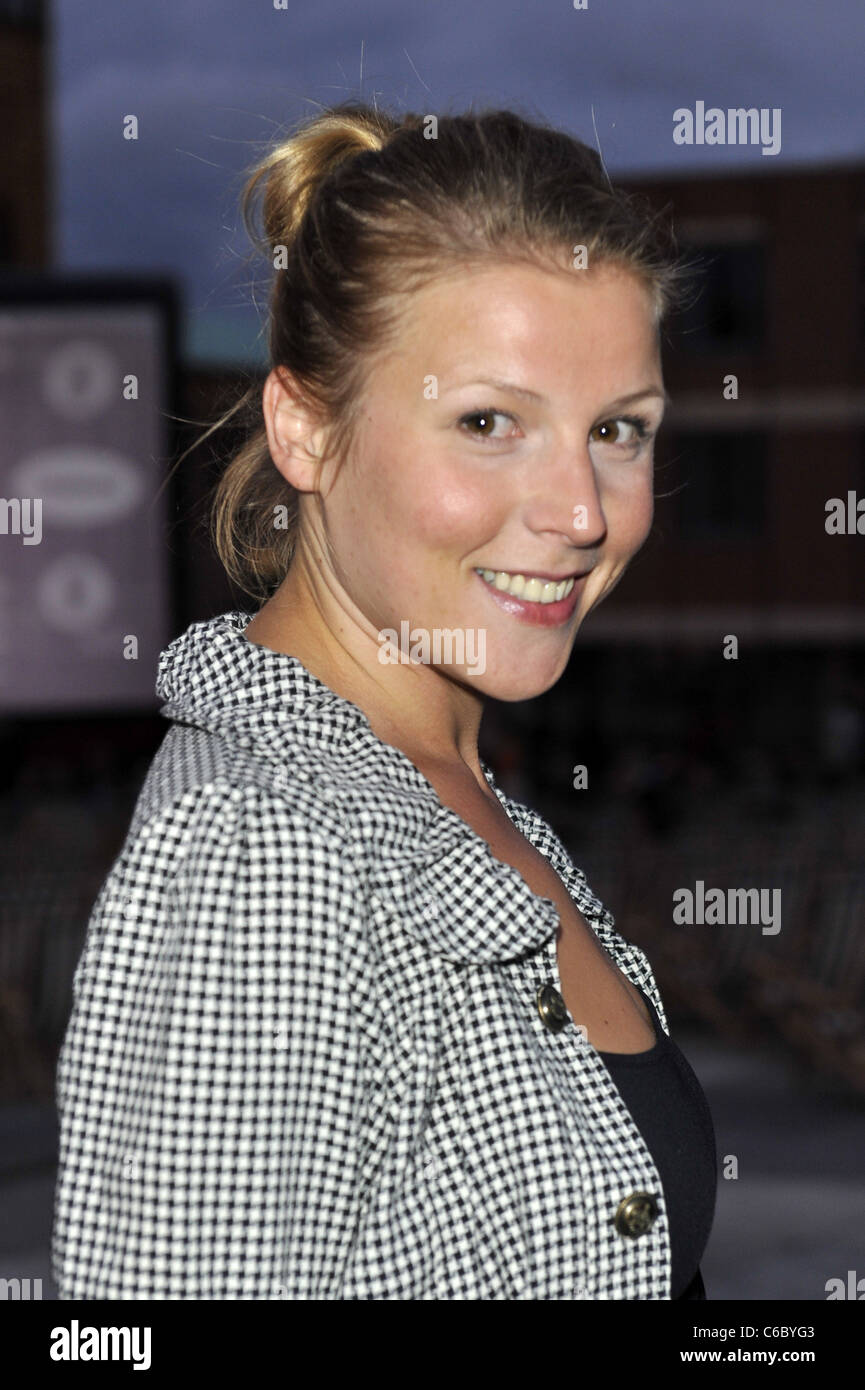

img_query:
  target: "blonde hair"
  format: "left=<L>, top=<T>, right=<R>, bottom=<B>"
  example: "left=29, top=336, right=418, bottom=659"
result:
left=180, top=101, right=695, bottom=604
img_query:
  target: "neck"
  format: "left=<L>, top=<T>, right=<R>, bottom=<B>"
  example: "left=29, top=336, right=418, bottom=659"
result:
left=242, top=558, right=488, bottom=779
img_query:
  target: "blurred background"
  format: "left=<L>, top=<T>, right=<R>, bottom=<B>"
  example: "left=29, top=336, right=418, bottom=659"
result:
left=1, top=0, right=864, bottom=1301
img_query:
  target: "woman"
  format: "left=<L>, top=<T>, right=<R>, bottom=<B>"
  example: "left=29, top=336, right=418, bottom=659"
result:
left=52, top=102, right=716, bottom=1299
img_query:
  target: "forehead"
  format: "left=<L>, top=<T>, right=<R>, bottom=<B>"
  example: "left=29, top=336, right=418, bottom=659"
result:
left=379, top=259, right=660, bottom=385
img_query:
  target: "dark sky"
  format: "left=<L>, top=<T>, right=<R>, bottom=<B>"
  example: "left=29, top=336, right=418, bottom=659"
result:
left=53, top=0, right=865, bottom=366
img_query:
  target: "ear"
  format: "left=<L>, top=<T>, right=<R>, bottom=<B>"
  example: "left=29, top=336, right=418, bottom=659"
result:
left=262, top=366, right=330, bottom=493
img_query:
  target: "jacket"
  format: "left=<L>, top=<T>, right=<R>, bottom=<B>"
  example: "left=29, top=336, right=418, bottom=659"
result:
left=52, top=609, right=679, bottom=1300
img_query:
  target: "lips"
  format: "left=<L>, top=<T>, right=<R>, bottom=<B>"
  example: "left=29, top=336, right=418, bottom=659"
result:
left=474, top=567, right=587, bottom=627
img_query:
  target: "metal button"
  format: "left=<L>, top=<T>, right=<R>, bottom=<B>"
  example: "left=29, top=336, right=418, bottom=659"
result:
left=614, top=1192, right=659, bottom=1237
left=536, top=983, right=569, bottom=1033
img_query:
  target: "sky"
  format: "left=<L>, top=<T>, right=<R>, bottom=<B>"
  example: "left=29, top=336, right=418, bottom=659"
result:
left=51, top=0, right=865, bottom=367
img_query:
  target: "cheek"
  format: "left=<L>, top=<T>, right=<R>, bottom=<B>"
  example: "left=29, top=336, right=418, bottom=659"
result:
left=420, top=481, right=496, bottom=550
left=604, top=468, right=654, bottom=548
left=381, top=452, right=496, bottom=551
left=328, top=433, right=498, bottom=608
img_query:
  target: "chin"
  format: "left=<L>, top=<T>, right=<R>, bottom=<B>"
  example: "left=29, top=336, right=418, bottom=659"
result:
left=490, top=670, right=568, bottom=703
left=454, top=653, right=572, bottom=704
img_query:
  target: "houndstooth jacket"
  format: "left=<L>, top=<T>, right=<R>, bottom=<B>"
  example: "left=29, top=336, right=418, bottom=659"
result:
left=53, top=610, right=678, bottom=1300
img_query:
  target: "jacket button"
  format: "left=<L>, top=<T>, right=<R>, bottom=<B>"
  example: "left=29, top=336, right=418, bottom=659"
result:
left=614, top=1192, right=659, bottom=1237
left=536, top=983, right=569, bottom=1032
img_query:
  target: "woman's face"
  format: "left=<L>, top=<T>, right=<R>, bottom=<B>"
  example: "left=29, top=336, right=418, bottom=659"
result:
left=296, top=258, right=666, bottom=703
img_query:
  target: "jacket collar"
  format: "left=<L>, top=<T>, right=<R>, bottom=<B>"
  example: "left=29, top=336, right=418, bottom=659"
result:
left=157, top=610, right=563, bottom=965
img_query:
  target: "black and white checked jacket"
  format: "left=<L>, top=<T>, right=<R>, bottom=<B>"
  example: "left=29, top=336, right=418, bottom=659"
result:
left=53, top=609, right=678, bottom=1300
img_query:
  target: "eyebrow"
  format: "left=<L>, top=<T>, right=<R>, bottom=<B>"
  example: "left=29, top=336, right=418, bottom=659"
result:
left=449, top=377, right=672, bottom=410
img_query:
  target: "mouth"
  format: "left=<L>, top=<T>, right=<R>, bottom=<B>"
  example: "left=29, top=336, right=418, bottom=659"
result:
left=474, top=567, right=586, bottom=602
left=474, top=566, right=589, bottom=626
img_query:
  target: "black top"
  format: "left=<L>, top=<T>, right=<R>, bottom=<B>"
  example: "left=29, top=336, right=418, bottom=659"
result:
left=597, top=988, right=717, bottom=1300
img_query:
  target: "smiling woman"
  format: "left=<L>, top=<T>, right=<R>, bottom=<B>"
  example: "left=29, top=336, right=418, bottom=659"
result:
left=205, top=104, right=690, bottom=609
left=51, top=101, right=716, bottom=1302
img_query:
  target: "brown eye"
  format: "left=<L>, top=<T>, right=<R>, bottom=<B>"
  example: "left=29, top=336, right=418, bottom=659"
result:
left=589, top=416, right=651, bottom=449
left=592, top=419, right=625, bottom=442
left=458, top=409, right=515, bottom=442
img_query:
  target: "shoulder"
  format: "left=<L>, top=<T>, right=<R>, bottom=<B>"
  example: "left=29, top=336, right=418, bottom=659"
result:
left=77, top=723, right=362, bottom=979
left=130, top=720, right=339, bottom=833
left=63, top=728, right=373, bottom=1074
left=120, top=721, right=349, bottom=861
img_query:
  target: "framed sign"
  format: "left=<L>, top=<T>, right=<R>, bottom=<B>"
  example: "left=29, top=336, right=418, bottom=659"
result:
left=0, top=274, right=178, bottom=711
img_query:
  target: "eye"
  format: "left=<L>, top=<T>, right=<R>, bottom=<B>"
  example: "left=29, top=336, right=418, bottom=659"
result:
left=457, top=408, right=517, bottom=442
left=589, top=415, right=654, bottom=451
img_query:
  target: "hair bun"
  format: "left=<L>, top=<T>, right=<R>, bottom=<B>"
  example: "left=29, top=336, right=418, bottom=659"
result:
left=243, top=103, right=401, bottom=255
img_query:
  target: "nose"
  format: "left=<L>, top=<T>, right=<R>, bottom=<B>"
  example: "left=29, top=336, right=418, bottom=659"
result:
left=521, top=441, right=607, bottom=548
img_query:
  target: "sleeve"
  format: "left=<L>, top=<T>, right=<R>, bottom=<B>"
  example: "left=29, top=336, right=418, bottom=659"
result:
left=51, top=781, right=370, bottom=1299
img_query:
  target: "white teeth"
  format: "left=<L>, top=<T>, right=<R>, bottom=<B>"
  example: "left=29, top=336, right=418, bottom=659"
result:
left=476, top=568, right=576, bottom=604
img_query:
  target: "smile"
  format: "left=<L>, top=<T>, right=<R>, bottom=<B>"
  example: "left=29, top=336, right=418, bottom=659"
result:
left=474, top=568, right=577, bottom=604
